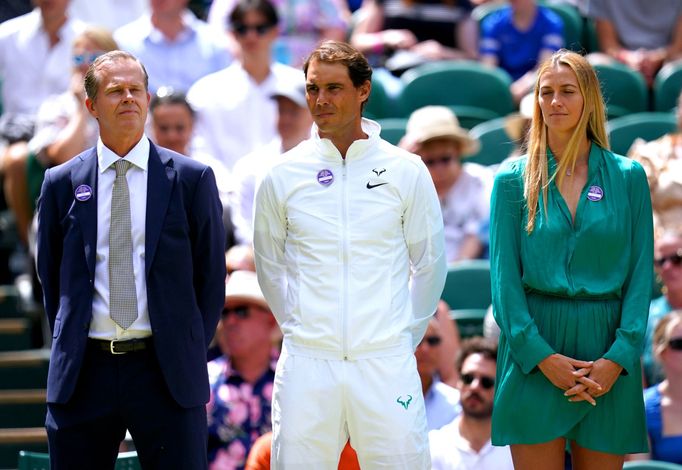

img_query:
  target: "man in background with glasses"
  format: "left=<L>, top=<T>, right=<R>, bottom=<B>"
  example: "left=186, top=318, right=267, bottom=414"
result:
left=207, top=270, right=280, bottom=468
left=429, top=336, right=514, bottom=470
left=416, top=318, right=461, bottom=431
left=187, top=0, right=301, bottom=174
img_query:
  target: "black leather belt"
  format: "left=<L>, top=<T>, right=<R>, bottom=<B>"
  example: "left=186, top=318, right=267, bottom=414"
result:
left=88, top=337, right=153, bottom=355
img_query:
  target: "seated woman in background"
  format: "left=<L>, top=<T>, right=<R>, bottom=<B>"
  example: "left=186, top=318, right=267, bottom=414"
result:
left=629, top=310, right=682, bottom=464
left=628, top=90, right=682, bottom=237
left=641, top=230, right=682, bottom=387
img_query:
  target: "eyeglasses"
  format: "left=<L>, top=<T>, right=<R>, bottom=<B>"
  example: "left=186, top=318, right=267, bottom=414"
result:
left=654, top=249, right=682, bottom=268
left=422, top=336, right=442, bottom=347
left=423, top=156, right=454, bottom=168
left=461, top=373, right=495, bottom=389
left=221, top=306, right=251, bottom=319
left=232, top=23, right=273, bottom=36
left=73, top=52, right=102, bottom=66
left=669, top=338, right=682, bottom=351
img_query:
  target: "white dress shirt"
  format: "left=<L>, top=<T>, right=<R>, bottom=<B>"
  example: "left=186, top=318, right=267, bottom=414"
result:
left=429, top=418, right=514, bottom=470
left=90, top=137, right=150, bottom=340
left=187, top=61, right=302, bottom=172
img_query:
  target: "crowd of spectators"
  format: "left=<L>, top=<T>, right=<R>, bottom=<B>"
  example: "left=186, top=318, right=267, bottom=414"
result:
left=1, top=0, right=682, bottom=468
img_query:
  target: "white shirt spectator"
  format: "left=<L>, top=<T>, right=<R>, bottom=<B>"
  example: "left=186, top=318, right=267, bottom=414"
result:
left=425, top=379, right=461, bottom=431
left=0, top=8, right=85, bottom=116
left=68, top=0, right=149, bottom=32
left=187, top=61, right=302, bottom=172
left=441, top=162, right=492, bottom=262
left=114, top=10, right=232, bottom=93
left=429, top=418, right=514, bottom=470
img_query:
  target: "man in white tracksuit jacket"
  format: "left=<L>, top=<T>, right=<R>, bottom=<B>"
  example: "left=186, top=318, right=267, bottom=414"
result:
left=253, top=40, right=447, bottom=469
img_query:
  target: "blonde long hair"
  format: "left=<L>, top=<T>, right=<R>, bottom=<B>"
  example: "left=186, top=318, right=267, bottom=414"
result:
left=523, top=50, right=609, bottom=234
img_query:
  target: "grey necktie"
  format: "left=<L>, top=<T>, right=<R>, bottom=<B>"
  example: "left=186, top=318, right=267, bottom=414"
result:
left=109, top=159, right=138, bottom=329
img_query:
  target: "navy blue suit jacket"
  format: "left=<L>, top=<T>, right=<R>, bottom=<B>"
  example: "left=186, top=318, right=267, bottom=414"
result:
left=36, top=142, right=226, bottom=408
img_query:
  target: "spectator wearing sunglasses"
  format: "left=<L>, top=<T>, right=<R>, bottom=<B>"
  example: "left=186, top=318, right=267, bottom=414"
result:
left=400, top=105, right=492, bottom=263
left=114, top=0, right=232, bottom=94
left=207, top=270, right=280, bottom=469
left=628, top=310, right=682, bottom=464
left=416, top=318, right=461, bottom=431
left=641, top=229, right=682, bottom=387
left=187, top=0, right=302, bottom=174
left=429, top=336, right=514, bottom=470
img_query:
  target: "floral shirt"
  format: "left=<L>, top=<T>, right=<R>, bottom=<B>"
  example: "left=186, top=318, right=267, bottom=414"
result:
left=207, top=356, right=275, bottom=470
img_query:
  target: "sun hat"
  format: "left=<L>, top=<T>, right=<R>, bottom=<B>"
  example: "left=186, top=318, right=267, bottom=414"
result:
left=405, top=106, right=480, bottom=156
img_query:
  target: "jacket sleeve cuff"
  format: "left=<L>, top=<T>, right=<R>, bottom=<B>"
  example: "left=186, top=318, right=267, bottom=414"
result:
left=511, top=332, right=555, bottom=375
left=603, top=340, right=637, bottom=376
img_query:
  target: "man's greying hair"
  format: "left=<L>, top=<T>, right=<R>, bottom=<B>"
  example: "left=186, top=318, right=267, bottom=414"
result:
left=84, top=50, right=149, bottom=101
left=303, top=40, right=372, bottom=88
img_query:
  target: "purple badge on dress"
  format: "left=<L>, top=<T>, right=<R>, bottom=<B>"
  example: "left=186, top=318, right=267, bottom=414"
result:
left=74, top=184, right=93, bottom=202
left=317, top=169, right=334, bottom=186
left=586, top=185, right=603, bottom=201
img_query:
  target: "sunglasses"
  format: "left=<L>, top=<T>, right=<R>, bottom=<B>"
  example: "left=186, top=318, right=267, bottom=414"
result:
left=423, top=156, right=454, bottom=168
left=233, top=23, right=272, bottom=36
left=221, top=306, right=251, bottom=319
left=461, top=373, right=495, bottom=389
left=73, top=52, right=102, bottom=66
left=422, top=336, right=442, bottom=347
left=654, top=250, right=682, bottom=268
left=669, top=338, right=682, bottom=351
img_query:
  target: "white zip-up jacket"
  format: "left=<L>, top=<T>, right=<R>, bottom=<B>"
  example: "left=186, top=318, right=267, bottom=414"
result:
left=253, top=119, right=447, bottom=360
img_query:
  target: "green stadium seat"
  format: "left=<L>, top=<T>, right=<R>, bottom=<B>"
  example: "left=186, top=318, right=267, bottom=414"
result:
left=622, top=461, right=682, bottom=470
left=399, top=61, right=514, bottom=119
left=607, top=111, right=677, bottom=155
left=377, top=118, right=408, bottom=145
left=449, top=308, right=487, bottom=339
left=654, top=61, right=682, bottom=112
left=0, top=318, right=32, bottom=351
left=364, top=76, right=399, bottom=120
left=594, top=62, right=649, bottom=119
left=441, top=259, right=492, bottom=312
left=0, top=389, right=46, bottom=428
left=0, top=349, right=49, bottom=390
left=0, top=428, right=48, bottom=469
left=468, top=117, right=517, bottom=166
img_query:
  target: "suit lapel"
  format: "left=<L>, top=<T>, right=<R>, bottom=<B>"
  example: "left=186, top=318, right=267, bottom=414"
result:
left=145, top=143, right=175, bottom=278
left=71, top=149, right=98, bottom=279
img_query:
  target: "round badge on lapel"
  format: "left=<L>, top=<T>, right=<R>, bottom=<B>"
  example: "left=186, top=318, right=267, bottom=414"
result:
left=586, top=185, right=603, bottom=201
left=317, top=169, right=334, bottom=186
left=74, top=184, right=93, bottom=202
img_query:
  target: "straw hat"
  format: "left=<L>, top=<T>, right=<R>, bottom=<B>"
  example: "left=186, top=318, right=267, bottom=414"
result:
left=224, top=270, right=269, bottom=310
left=504, top=93, right=534, bottom=142
left=405, top=106, right=480, bottom=156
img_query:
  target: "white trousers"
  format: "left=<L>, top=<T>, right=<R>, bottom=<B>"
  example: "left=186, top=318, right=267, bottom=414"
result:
left=270, top=348, right=430, bottom=469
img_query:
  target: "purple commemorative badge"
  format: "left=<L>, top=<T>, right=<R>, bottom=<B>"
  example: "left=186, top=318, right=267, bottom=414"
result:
left=586, top=185, right=603, bottom=202
left=74, top=184, right=93, bottom=202
left=317, top=169, right=334, bottom=186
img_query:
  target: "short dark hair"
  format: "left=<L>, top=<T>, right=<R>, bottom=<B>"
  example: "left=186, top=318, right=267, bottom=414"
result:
left=303, top=40, right=372, bottom=89
left=84, top=50, right=149, bottom=101
left=150, top=87, right=195, bottom=118
left=455, top=336, right=497, bottom=374
left=229, top=0, right=278, bottom=29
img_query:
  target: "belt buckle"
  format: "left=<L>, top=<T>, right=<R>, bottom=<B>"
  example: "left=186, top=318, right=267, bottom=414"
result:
left=110, top=339, right=127, bottom=355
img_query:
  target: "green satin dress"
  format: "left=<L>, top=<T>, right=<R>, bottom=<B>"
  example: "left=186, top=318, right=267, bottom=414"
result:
left=489, top=144, right=652, bottom=454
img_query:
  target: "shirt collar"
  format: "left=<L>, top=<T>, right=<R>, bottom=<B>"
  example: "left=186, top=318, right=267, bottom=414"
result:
left=97, top=136, right=150, bottom=174
left=146, top=9, right=198, bottom=44
left=312, top=117, right=381, bottom=160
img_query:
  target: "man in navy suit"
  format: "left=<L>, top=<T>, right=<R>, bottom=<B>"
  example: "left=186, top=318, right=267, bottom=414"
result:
left=35, top=50, right=226, bottom=469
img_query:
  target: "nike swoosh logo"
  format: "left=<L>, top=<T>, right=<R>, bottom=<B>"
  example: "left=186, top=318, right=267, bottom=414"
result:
left=366, top=182, right=388, bottom=189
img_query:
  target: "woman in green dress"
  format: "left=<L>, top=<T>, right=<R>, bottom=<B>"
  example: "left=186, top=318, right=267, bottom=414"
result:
left=489, top=49, right=653, bottom=470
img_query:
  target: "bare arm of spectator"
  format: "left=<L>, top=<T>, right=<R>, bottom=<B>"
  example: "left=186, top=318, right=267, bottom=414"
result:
left=349, top=0, right=418, bottom=54
left=436, top=299, right=461, bottom=388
